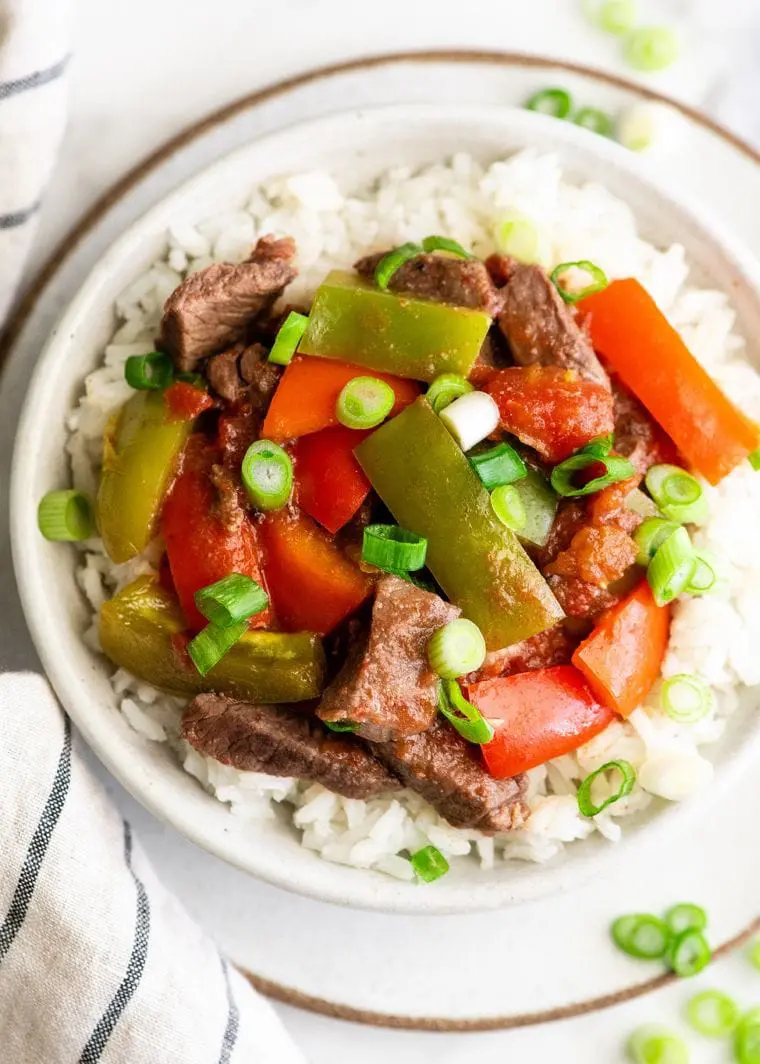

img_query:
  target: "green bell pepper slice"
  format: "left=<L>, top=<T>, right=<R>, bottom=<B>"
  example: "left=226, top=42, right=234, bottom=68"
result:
left=299, top=270, right=491, bottom=383
left=355, top=398, right=564, bottom=649
left=99, top=575, right=326, bottom=702
left=513, top=467, right=559, bottom=548
left=97, top=390, right=193, bottom=564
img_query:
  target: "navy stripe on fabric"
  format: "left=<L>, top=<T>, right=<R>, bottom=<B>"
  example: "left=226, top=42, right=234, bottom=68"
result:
left=0, top=201, right=41, bottom=230
left=78, top=822, right=151, bottom=1064
left=0, top=715, right=72, bottom=962
left=218, top=959, right=240, bottom=1064
left=0, top=54, right=70, bottom=100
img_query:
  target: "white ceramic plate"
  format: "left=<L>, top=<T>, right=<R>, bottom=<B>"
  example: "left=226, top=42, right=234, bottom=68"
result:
left=11, top=102, right=760, bottom=915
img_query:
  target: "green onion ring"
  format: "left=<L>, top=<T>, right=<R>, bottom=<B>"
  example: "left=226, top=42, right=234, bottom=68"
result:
left=374, top=242, right=423, bottom=290
left=490, top=483, right=527, bottom=530
left=410, top=845, right=450, bottom=883
left=660, top=674, right=713, bottom=724
left=37, top=490, right=95, bottom=542
left=627, top=1026, right=688, bottom=1064
left=241, top=439, right=293, bottom=512
left=551, top=451, right=635, bottom=497
left=426, top=373, right=473, bottom=415
left=469, top=443, right=527, bottom=490
left=686, top=990, right=739, bottom=1038
left=685, top=552, right=717, bottom=596
left=437, top=680, right=494, bottom=746
left=577, top=760, right=636, bottom=817
left=324, top=720, right=360, bottom=734
left=623, top=26, right=680, bottom=73
left=525, top=87, right=573, bottom=119
left=633, top=518, right=680, bottom=567
left=550, top=260, right=609, bottom=304
left=336, top=376, right=395, bottom=430
left=194, top=573, right=268, bottom=628
left=268, top=310, right=308, bottom=366
left=735, top=1007, right=760, bottom=1064
left=124, top=351, right=174, bottom=390
left=667, top=928, right=711, bottom=978
left=362, top=524, right=427, bottom=573
left=611, top=913, right=672, bottom=959
left=421, top=235, right=474, bottom=258
left=574, top=107, right=614, bottom=137
left=187, top=619, right=249, bottom=677
left=428, top=619, right=487, bottom=680
left=664, top=902, right=708, bottom=936
left=647, top=525, right=695, bottom=607
left=748, top=939, right=760, bottom=971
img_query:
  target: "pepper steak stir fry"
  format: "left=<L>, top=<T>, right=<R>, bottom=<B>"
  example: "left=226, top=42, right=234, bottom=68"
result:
left=40, top=233, right=760, bottom=849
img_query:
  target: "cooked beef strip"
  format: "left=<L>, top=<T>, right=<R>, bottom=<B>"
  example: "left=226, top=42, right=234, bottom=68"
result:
left=497, top=264, right=610, bottom=389
left=484, top=252, right=518, bottom=289
left=468, top=625, right=579, bottom=682
left=215, top=350, right=283, bottom=469
left=354, top=250, right=505, bottom=315
left=182, top=694, right=400, bottom=800
left=160, top=235, right=297, bottom=372
left=206, top=341, right=269, bottom=403
left=372, top=718, right=529, bottom=834
left=317, top=574, right=460, bottom=742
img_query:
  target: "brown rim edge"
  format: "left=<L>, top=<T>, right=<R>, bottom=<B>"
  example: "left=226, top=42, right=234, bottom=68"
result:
left=244, top=915, right=760, bottom=1031
left=3, top=48, right=759, bottom=1031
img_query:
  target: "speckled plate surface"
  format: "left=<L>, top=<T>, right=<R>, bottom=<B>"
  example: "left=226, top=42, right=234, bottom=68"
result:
left=2, top=52, right=760, bottom=1033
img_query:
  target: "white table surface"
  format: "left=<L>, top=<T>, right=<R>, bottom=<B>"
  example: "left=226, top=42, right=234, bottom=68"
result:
left=17, top=1, right=760, bottom=1060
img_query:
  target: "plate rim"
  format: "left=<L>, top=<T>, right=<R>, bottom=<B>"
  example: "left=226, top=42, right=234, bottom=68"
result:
left=4, top=48, right=760, bottom=1030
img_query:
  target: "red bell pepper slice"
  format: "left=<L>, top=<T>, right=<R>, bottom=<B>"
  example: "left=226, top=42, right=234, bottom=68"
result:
left=485, top=365, right=614, bottom=463
left=293, top=426, right=372, bottom=534
left=262, top=355, right=419, bottom=440
left=467, top=665, right=615, bottom=778
left=572, top=579, right=670, bottom=718
left=259, top=509, right=372, bottom=634
left=161, top=437, right=270, bottom=632
left=164, top=381, right=215, bottom=421
left=580, top=279, right=758, bottom=484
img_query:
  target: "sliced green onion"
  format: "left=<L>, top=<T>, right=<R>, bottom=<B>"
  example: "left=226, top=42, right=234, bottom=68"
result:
left=647, top=526, right=695, bottom=607
left=324, top=720, right=359, bottom=734
left=611, top=914, right=671, bottom=959
left=410, top=845, right=450, bottom=884
left=736, top=1008, right=760, bottom=1064
left=428, top=619, right=487, bottom=679
left=627, top=1026, right=688, bottom=1064
left=37, top=490, right=95, bottom=542
left=494, top=214, right=542, bottom=264
left=194, top=573, right=268, bottom=628
left=513, top=467, right=559, bottom=547
left=421, top=235, right=473, bottom=259
left=550, top=260, right=608, bottom=304
left=268, top=310, right=308, bottom=366
left=749, top=449, right=760, bottom=471
left=685, top=551, right=717, bottom=596
left=661, top=675, right=713, bottom=724
left=582, top=433, right=614, bottom=458
left=577, top=760, right=636, bottom=817
left=665, top=903, right=708, bottom=936
left=469, top=443, right=527, bottom=490
left=362, top=524, right=427, bottom=572
left=748, top=939, right=760, bottom=971
left=437, top=680, right=495, bottom=745
left=490, top=483, right=527, bottom=530
left=374, top=242, right=423, bottom=290
left=439, top=391, right=501, bottom=452
left=583, top=0, right=638, bottom=35
left=336, top=376, right=395, bottom=430
left=426, top=373, right=473, bottom=415
left=574, top=107, right=614, bottom=137
left=617, top=103, right=661, bottom=152
left=241, top=439, right=293, bottom=512
left=187, top=619, right=248, bottom=676
left=624, top=26, right=680, bottom=73
left=634, top=518, right=680, bottom=567
left=686, top=989, right=739, bottom=1038
left=124, top=351, right=174, bottom=390
left=525, top=87, right=573, bottom=119
left=668, top=928, right=711, bottom=978
left=551, top=451, right=635, bottom=497
left=645, top=465, right=708, bottom=525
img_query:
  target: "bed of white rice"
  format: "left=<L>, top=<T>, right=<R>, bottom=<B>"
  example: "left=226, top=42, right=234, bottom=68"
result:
left=66, top=149, right=760, bottom=880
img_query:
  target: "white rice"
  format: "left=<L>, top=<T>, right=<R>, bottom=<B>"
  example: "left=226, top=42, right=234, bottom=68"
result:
left=66, top=150, right=760, bottom=878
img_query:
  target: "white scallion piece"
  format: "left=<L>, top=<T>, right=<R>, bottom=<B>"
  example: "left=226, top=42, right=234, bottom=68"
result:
left=439, top=391, right=500, bottom=453
left=638, top=752, right=713, bottom=801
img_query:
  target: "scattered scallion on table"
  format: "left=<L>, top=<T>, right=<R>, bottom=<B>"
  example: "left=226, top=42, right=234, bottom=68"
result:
left=611, top=913, right=671, bottom=960
left=664, top=903, right=708, bottom=936
left=577, top=759, right=636, bottom=817
left=574, top=107, right=614, bottom=137
left=469, top=442, right=527, bottom=490
left=550, top=260, right=608, bottom=303
left=668, top=927, right=712, bottom=978
left=437, top=680, right=494, bottom=745
left=124, top=351, right=174, bottom=390
left=428, top=618, right=487, bottom=679
left=336, top=376, right=395, bottom=430
left=686, top=989, right=739, bottom=1038
left=187, top=619, right=249, bottom=677
left=735, top=1007, right=760, bottom=1064
left=374, top=242, right=422, bottom=289
left=362, top=524, right=428, bottom=573
left=37, top=490, right=95, bottom=542
left=421, top=235, right=473, bottom=258
left=583, top=0, right=638, bottom=36
left=647, top=525, right=695, bottom=607
left=623, top=26, right=680, bottom=73
left=268, top=310, right=308, bottom=366
left=410, top=845, right=450, bottom=884
left=426, top=373, right=473, bottom=415
left=627, top=1025, right=688, bottom=1064
left=525, top=87, right=573, bottom=119
left=748, top=939, right=760, bottom=971
left=194, top=573, right=268, bottom=628
left=661, top=675, right=712, bottom=724
left=241, top=439, right=293, bottom=512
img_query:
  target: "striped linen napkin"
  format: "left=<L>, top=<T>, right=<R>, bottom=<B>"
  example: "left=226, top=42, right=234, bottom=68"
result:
left=0, top=3, right=303, bottom=1059
left=0, top=674, right=306, bottom=1064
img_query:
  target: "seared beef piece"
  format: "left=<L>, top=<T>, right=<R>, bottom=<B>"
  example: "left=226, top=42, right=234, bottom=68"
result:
left=245, top=357, right=282, bottom=418
left=497, top=264, right=610, bottom=389
left=372, top=718, right=529, bottom=834
left=469, top=327, right=512, bottom=386
left=182, top=694, right=400, bottom=800
left=528, top=500, right=587, bottom=570
left=354, top=251, right=504, bottom=315
left=215, top=351, right=283, bottom=470
left=484, top=253, right=518, bottom=289
left=318, top=575, right=460, bottom=742
left=612, top=378, right=678, bottom=474
left=206, top=341, right=270, bottom=403
left=469, top=625, right=579, bottom=682
left=160, top=235, right=297, bottom=372
left=545, top=574, right=618, bottom=621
